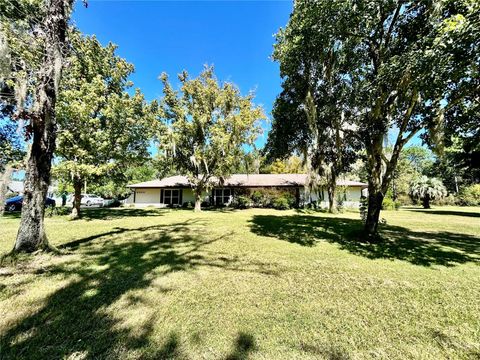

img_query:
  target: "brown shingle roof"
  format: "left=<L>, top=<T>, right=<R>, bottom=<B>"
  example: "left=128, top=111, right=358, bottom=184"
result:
left=127, top=174, right=367, bottom=188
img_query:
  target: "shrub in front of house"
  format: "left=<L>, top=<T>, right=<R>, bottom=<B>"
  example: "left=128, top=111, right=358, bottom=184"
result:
left=272, top=196, right=290, bottom=210
left=249, top=188, right=275, bottom=207
left=242, top=188, right=295, bottom=208
left=182, top=201, right=194, bottom=209
left=285, top=192, right=297, bottom=208
left=251, top=191, right=264, bottom=206
left=233, top=195, right=251, bottom=209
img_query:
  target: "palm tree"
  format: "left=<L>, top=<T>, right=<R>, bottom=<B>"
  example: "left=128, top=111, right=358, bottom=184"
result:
left=409, top=176, right=447, bottom=209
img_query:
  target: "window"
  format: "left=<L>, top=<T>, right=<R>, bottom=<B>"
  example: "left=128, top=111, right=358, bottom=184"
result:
left=214, top=188, right=231, bottom=206
left=163, top=189, right=181, bottom=206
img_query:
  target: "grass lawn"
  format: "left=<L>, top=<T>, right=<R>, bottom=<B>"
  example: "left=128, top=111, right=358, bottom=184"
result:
left=0, top=206, right=479, bottom=359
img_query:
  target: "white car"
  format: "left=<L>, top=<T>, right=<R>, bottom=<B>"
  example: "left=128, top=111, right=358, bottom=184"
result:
left=71, top=194, right=104, bottom=207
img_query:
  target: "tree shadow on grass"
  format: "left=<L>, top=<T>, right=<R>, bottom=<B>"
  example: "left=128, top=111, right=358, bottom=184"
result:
left=1, top=207, right=166, bottom=221
left=249, top=214, right=479, bottom=267
left=0, top=220, right=274, bottom=359
left=402, top=207, right=480, bottom=218
left=299, top=340, right=350, bottom=360
left=79, top=207, right=167, bottom=221
left=225, top=332, right=257, bottom=360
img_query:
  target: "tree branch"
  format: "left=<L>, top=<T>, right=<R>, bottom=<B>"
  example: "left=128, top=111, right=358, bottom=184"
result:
left=381, top=152, right=390, bottom=165
left=401, top=126, right=421, bottom=144
left=381, top=89, right=419, bottom=191
left=384, top=1, right=402, bottom=49
left=397, top=89, right=418, bottom=144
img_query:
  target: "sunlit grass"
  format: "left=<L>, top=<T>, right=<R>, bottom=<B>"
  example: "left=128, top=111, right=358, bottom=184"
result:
left=0, top=206, right=479, bottom=359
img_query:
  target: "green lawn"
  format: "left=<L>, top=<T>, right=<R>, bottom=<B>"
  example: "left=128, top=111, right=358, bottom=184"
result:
left=0, top=206, right=479, bottom=359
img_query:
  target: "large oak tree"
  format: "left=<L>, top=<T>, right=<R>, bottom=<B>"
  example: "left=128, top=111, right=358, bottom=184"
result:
left=160, top=66, right=265, bottom=211
left=269, top=0, right=479, bottom=237
left=55, top=31, right=158, bottom=219
left=1, top=0, right=76, bottom=252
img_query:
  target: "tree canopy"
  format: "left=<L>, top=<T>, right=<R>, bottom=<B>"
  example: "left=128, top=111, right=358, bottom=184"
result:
left=55, top=31, right=158, bottom=218
left=1, top=0, right=75, bottom=252
left=159, top=66, right=265, bottom=211
left=268, top=0, right=479, bottom=236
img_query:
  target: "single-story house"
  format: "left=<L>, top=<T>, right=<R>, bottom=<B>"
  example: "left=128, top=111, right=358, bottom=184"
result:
left=126, top=174, right=367, bottom=208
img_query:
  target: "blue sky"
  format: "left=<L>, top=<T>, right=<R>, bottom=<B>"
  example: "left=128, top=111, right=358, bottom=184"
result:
left=72, top=1, right=293, bottom=148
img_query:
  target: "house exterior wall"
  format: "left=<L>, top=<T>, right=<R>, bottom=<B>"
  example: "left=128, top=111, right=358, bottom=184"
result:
left=127, top=186, right=366, bottom=208
left=182, top=189, right=210, bottom=204
left=182, top=189, right=195, bottom=203
left=134, top=188, right=161, bottom=204
left=126, top=188, right=210, bottom=207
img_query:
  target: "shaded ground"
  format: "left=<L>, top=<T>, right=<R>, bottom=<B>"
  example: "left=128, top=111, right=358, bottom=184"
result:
left=0, top=207, right=479, bottom=359
left=249, top=214, right=479, bottom=267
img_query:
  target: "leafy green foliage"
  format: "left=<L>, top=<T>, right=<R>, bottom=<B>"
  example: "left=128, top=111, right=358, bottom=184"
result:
left=428, top=138, right=479, bottom=193
left=261, top=155, right=305, bottom=174
left=86, top=162, right=161, bottom=200
left=159, top=65, right=265, bottom=210
left=232, top=195, right=251, bottom=209
left=250, top=191, right=263, bottom=206
left=267, top=2, right=360, bottom=211
left=0, top=0, right=45, bottom=120
left=272, top=196, right=290, bottom=210
left=381, top=196, right=400, bottom=211
left=391, top=146, right=434, bottom=203
left=269, top=0, right=479, bottom=233
left=0, top=120, right=24, bottom=171
left=237, top=188, right=296, bottom=209
left=54, top=31, right=158, bottom=208
left=457, top=184, right=480, bottom=206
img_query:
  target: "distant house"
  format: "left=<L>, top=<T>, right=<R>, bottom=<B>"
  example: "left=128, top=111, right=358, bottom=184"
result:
left=126, top=174, right=367, bottom=208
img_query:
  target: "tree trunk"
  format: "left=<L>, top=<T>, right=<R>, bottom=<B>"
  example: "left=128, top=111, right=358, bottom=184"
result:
left=14, top=129, right=56, bottom=252
left=364, top=189, right=384, bottom=238
left=362, top=90, right=417, bottom=237
left=422, top=195, right=431, bottom=209
left=364, top=135, right=385, bottom=239
left=194, top=190, right=202, bottom=212
left=70, top=177, right=82, bottom=219
left=327, top=177, right=336, bottom=213
left=14, top=0, right=70, bottom=253
left=0, top=165, right=14, bottom=217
